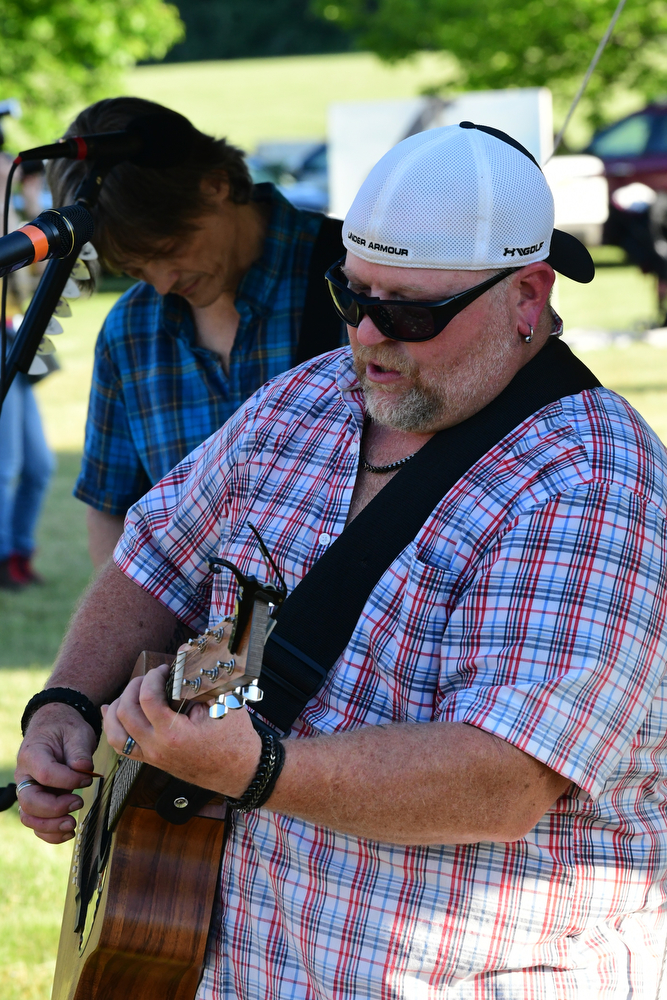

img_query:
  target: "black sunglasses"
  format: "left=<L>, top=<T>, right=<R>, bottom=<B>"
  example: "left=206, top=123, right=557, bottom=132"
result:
left=325, top=257, right=519, bottom=343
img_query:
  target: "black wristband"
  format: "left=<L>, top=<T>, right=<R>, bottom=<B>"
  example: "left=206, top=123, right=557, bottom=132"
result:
left=21, top=688, right=103, bottom=743
left=225, top=731, right=286, bottom=814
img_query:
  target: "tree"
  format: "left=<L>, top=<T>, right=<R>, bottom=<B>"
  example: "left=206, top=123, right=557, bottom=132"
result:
left=162, top=0, right=351, bottom=63
left=0, top=0, right=184, bottom=145
left=313, top=0, right=667, bottom=132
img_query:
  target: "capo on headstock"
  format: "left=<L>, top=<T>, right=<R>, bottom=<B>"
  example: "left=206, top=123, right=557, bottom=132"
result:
left=208, top=521, right=287, bottom=655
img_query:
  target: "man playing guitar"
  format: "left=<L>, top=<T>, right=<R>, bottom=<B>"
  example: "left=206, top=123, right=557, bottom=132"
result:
left=16, top=124, right=667, bottom=997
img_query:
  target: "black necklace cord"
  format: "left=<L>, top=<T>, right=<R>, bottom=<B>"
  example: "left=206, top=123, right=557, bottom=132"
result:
left=360, top=448, right=418, bottom=474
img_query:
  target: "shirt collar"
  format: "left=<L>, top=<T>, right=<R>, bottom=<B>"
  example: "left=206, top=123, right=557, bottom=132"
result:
left=161, top=288, right=196, bottom=345
left=236, top=183, right=303, bottom=318
left=335, top=349, right=366, bottom=433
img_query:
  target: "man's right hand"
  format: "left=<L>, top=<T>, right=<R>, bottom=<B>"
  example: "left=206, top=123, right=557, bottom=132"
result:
left=15, top=703, right=98, bottom=844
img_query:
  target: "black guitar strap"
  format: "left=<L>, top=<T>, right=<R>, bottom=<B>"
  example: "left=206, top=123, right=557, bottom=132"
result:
left=295, top=216, right=345, bottom=364
left=154, top=336, right=599, bottom=823
left=259, top=337, right=601, bottom=733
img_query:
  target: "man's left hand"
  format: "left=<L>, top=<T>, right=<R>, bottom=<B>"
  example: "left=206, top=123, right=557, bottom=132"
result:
left=102, top=664, right=262, bottom=798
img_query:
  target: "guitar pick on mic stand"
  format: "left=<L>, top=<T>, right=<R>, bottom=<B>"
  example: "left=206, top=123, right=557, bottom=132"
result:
left=0, top=165, right=103, bottom=811
left=0, top=110, right=198, bottom=410
left=0, top=164, right=103, bottom=408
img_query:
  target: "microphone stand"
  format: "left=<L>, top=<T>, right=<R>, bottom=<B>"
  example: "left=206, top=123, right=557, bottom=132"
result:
left=0, top=162, right=107, bottom=406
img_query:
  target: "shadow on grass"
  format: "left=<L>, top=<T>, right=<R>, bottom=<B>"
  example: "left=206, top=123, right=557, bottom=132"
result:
left=0, top=453, right=91, bottom=669
left=0, top=767, right=16, bottom=789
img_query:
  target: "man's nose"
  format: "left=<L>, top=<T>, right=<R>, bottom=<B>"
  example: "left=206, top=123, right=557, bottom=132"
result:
left=143, top=264, right=178, bottom=297
left=354, top=313, right=390, bottom=347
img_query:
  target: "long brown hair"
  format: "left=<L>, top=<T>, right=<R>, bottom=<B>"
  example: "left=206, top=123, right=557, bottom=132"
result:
left=47, top=97, right=252, bottom=273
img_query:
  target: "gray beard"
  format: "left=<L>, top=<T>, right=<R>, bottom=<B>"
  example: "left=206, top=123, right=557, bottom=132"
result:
left=352, top=310, right=516, bottom=433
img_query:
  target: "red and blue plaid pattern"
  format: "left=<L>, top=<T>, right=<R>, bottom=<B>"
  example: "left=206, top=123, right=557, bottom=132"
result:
left=116, top=348, right=667, bottom=998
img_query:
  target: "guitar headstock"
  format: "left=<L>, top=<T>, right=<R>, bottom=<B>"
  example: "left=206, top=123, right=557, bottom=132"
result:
left=167, top=523, right=286, bottom=718
left=168, top=618, right=254, bottom=704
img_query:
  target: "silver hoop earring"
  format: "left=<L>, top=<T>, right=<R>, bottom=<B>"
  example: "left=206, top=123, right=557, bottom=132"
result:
left=521, top=325, right=534, bottom=344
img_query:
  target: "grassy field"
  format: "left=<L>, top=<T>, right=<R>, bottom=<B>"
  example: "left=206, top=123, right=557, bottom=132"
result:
left=2, top=266, right=667, bottom=998
left=125, top=52, right=458, bottom=151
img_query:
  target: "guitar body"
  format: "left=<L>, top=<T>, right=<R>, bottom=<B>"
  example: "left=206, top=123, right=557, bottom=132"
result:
left=51, top=551, right=284, bottom=1000
left=51, top=653, right=226, bottom=1000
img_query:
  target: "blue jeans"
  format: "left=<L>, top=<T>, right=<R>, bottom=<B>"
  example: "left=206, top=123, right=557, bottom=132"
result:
left=0, top=375, right=55, bottom=560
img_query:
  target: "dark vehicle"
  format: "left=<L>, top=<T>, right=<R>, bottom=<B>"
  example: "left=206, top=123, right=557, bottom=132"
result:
left=587, top=104, right=667, bottom=198
left=588, top=105, right=667, bottom=318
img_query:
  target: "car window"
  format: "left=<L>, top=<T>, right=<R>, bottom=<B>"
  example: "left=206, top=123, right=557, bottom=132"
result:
left=647, top=115, right=667, bottom=153
left=590, top=114, right=652, bottom=157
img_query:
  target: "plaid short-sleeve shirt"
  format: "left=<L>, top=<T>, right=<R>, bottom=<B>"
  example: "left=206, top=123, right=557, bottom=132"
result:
left=74, top=183, right=341, bottom=516
left=116, top=347, right=667, bottom=998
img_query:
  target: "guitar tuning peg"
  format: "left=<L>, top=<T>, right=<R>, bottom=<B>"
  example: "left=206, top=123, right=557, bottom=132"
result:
left=208, top=689, right=247, bottom=719
left=200, top=665, right=220, bottom=680
left=224, top=690, right=245, bottom=710
left=241, top=682, right=263, bottom=703
left=62, top=278, right=81, bottom=300
left=209, top=699, right=228, bottom=719
left=78, top=242, right=98, bottom=261
left=53, top=298, right=72, bottom=318
left=181, top=677, right=201, bottom=693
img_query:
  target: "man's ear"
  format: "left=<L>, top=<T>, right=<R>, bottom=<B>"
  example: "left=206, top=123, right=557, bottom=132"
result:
left=512, top=262, right=555, bottom=331
left=200, top=171, right=230, bottom=204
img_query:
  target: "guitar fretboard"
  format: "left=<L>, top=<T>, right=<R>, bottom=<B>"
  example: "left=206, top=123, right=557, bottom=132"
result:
left=108, top=756, right=143, bottom=831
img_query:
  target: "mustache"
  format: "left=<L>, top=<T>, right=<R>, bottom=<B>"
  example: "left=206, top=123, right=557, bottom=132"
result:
left=352, top=343, right=420, bottom=380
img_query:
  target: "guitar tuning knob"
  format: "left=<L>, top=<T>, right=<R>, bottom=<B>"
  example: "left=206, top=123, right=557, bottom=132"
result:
left=242, top=682, right=263, bottom=703
left=181, top=677, right=201, bottom=693
left=225, top=690, right=245, bottom=711
left=200, top=665, right=220, bottom=681
left=208, top=688, right=246, bottom=719
left=216, top=659, right=235, bottom=676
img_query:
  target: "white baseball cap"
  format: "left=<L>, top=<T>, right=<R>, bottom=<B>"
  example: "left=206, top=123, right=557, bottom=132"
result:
left=343, top=122, right=595, bottom=283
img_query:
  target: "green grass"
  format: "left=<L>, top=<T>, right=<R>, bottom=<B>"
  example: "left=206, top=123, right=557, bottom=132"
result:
left=0, top=453, right=91, bottom=668
left=557, top=267, right=659, bottom=334
left=0, top=669, right=71, bottom=1000
left=124, top=51, right=457, bottom=150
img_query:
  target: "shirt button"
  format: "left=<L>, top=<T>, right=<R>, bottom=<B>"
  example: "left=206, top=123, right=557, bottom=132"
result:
left=350, top=440, right=359, bottom=456
left=318, top=532, right=331, bottom=546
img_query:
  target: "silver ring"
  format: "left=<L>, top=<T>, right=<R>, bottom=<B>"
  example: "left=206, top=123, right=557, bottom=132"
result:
left=16, top=778, right=38, bottom=795
left=121, top=736, right=136, bottom=757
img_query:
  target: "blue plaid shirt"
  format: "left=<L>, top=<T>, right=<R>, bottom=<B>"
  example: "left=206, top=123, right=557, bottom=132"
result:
left=75, top=184, right=342, bottom=515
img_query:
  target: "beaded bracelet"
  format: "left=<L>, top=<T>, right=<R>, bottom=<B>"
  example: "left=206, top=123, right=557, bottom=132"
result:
left=225, top=730, right=286, bottom=813
left=21, top=688, right=102, bottom=743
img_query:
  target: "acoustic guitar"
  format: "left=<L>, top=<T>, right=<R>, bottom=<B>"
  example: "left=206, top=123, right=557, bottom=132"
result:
left=51, top=536, right=286, bottom=1000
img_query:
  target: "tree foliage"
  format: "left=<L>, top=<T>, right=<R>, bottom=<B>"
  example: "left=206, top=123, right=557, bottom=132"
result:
left=163, top=0, right=351, bottom=63
left=0, top=0, right=184, bottom=145
left=313, top=0, right=667, bottom=130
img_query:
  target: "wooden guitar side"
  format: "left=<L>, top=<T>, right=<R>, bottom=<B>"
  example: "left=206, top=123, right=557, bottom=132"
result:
left=51, top=653, right=226, bottom=1000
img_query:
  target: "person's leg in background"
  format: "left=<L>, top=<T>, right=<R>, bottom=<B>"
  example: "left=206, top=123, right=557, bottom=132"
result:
left=0, top=378, right=24, bottom=588
left=7, top=374, right=55, bottom=585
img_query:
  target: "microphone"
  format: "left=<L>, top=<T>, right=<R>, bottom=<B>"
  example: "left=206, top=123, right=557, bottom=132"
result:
left=15, top=110, right=196, bottom=169
left=0, top=205, right=94, bottom=279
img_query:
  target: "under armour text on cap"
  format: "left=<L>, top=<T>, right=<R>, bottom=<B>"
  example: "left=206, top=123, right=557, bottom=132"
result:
left=343, top=122, right=595, bottom=284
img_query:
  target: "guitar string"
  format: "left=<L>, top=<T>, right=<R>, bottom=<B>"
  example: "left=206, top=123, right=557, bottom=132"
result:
left=76, top=639, right=223, bottom=879
left=76, top=658, right=181, bottom=880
